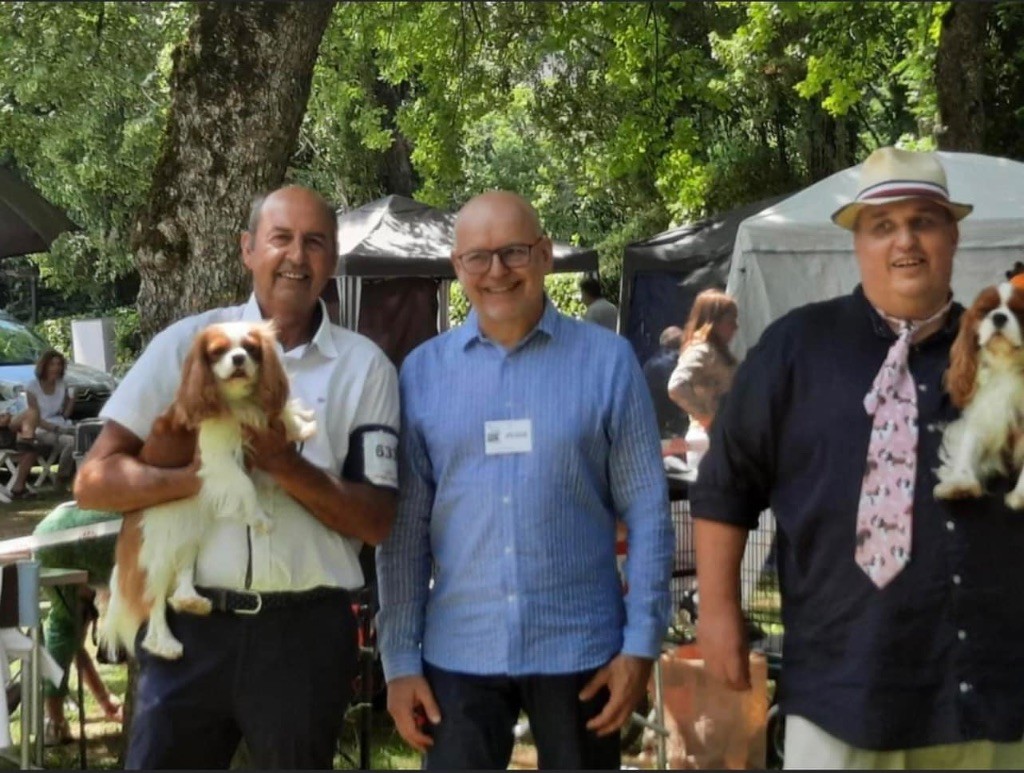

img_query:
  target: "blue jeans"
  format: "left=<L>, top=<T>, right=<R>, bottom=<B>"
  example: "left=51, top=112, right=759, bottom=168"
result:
left=126, top=591, right=357, bottom=770
left=423, top=662, right=621, bottom=770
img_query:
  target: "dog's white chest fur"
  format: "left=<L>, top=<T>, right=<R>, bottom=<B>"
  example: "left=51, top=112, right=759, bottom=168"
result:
left=936, top=357, right=1024, bottom=507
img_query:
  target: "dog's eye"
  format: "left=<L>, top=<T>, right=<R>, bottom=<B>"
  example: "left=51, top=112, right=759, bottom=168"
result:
left=208, top=345, right=228, bottom=361
left=242, top=341, right=262, bottom=361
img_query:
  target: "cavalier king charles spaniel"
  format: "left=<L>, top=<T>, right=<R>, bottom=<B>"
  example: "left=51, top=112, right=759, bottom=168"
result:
left=101, top=320, right=316, bottom=660
left=934, top=282, right=1024, bottom=508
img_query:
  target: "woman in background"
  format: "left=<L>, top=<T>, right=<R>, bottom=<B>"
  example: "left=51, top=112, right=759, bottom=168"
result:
left=19, top=349, right=76, bottom=490
left=668, top=289, right=739, bottom=466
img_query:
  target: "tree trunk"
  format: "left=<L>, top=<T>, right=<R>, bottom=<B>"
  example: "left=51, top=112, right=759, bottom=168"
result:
left=935, top=1, right=989, bottom=151
left=131, top=2, right=336, bottom=343
left=803, top=102, right=855, bottom=181
left=371, top=76, right=417, bottom=197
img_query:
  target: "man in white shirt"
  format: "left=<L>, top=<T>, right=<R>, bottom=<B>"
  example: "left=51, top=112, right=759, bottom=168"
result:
left=75, top=185, right=400, bottom=769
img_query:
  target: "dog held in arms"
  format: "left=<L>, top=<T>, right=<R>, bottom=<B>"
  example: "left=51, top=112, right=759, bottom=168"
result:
left=100, top=320, right=316, bottom=660
left=934, top=281, right=1024, bottom=509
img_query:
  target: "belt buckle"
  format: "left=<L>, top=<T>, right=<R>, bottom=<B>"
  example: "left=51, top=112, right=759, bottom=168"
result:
left=234, top=590, right=263, bottom=615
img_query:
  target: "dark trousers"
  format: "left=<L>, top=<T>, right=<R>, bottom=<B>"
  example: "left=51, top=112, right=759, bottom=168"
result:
left=126, top=591, right=357, bottom=770
left=423, top=662, right=621, bottom=770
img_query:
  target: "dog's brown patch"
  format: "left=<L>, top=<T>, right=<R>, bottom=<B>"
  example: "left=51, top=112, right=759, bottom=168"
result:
left=113, top=418, right=197, bottom=625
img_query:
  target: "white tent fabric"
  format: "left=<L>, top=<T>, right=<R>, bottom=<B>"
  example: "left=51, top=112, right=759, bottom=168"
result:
left=726, top=152, right=1024, bottom=358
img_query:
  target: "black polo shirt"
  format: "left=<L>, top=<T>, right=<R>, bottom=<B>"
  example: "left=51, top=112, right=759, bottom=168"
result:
left=691, top=285, right=1024, bottom=751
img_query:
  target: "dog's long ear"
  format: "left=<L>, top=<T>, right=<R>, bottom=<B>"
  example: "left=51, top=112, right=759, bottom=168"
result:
left=945, top=305, right=980, bottom=409
left=256, top=327, right=290, bottom=418
left=169, top=332, right=223, bottom=430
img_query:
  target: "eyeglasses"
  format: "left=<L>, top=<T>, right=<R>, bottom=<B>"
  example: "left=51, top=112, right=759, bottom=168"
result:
left=454, top=237, right=544, bottom=276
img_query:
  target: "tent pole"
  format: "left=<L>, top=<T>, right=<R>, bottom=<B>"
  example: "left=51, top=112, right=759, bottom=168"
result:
left=438, top=280, right=451, bottom=332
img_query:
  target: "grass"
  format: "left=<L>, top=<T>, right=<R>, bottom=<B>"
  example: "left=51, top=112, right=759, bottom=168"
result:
left=0, top=487, right=430, bottom=770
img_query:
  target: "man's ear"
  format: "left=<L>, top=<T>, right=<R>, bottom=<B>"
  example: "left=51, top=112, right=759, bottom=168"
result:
left=538, top=236, right=554, bottom=276
left=241, top=231, right=254, bottom=270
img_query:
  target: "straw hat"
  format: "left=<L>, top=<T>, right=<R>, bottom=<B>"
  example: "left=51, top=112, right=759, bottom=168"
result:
left=832, top=147, right=973, bottom=230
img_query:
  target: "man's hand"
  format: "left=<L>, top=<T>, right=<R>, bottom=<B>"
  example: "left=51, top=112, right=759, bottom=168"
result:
left=579, top=653, right=653, bottom=737
left=387, top=675, right=442, bottom=753
left=696, top=604, right=750, bottom=691
left=244, top=419, right=301, bottom=475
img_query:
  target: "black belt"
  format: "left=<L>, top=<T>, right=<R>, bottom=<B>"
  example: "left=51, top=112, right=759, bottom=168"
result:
left=195, top=586, right=349, bottom=615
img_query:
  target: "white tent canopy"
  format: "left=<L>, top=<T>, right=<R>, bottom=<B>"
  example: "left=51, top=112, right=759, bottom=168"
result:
left=726, top=151, right=1024, bottom=357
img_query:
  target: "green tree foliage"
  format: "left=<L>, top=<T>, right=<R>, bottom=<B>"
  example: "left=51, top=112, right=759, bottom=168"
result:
left=5, top=1, right=1024, bottom=343
left=0, top=2, right=189, bottom=311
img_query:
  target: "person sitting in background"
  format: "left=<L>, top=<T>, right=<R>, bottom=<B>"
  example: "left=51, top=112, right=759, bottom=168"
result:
left=642, top=325, right=690, bottom=441
left=16, top=349, right=76, bottom=491
left=34, top=501, right=123, bottom=744
left=668, top=289, right=739, bottom=466
left=580, top=276, right=619, bottom=332
left=0, top=393, right=42, bottom=499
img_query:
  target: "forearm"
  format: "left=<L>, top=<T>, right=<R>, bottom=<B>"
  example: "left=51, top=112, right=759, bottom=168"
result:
left=263, top=453, right=396, bottom=545
left=621, top=502, right=675, bottom=657
left=694, top=517, right=747, bottom=616
left=74, top=454, right=198, bottom=512
left=376, top=518, right=432, bottom=681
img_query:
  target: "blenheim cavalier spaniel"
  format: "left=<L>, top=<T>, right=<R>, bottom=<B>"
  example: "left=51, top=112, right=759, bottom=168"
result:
left=935, top=282, right=1024, bottom=509
left=101, top=321, right=316, bottom=660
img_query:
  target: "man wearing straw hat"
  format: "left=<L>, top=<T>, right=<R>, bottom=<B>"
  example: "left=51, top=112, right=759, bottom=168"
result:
left=692, top=147, right=1024, bottom=768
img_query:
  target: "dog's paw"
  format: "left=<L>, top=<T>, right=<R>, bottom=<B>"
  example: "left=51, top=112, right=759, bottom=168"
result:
left=294, top=418, right=317, bottom=442
left=934, top=478, right=983, bottom=500
left=169, top=593, right=213, bottom=616
left=141, top=631, right=184, bottom=660
left=1006, top=490, right=1024, bottom=510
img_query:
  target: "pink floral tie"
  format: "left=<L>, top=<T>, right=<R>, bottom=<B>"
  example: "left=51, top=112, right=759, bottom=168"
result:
left=855, top=322, right=916, bottom=588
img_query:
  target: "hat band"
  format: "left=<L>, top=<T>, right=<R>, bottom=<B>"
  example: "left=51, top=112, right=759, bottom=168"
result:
left=857, top=179, right=949, bottom=204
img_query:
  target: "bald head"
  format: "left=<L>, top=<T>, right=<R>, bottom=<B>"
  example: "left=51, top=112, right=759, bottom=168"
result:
left=454, top=191, right=543, bottom=252
left=248, top=185, right=335, bottom=246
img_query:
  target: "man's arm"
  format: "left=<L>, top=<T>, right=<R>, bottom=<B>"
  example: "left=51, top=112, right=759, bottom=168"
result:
left=74, top=421, right=200, bottom=513
left=689, top=320, right=789, bottom=690
left=244, top=430, right=396, bottom=546
left=584, top=346, right=674, bottom=736
left=376, top=360, right=440, bottom=750
left=246, top=350, right=400, bottom=546
left=695, top=518, right=750, bottom=690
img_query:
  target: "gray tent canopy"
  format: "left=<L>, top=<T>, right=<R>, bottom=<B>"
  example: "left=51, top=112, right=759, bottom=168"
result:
left=336, top=194, right=598, bottom=278
left=332, top=195, right=599, bottom=367
left=0, top=164, right=78, bottom=259
left=618, top=195, right=787, bottom=366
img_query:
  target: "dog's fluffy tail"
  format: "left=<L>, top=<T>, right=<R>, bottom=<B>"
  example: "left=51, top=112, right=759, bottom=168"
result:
left=98, top=564, right=143, bottom=659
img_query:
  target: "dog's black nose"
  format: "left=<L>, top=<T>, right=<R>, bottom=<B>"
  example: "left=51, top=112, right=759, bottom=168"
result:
left=232, top=352, right=246, bottom=366
left=992, top=312, right=1009, bottom=329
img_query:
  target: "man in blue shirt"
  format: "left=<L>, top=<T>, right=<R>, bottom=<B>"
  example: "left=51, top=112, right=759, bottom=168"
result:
left=693, top=147, right=1024, bottom=768
left=376, top=190, right=673, bottom=769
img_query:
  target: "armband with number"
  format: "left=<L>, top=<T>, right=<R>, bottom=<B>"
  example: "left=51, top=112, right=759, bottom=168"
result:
left=342, top=425, right=399, bottom=490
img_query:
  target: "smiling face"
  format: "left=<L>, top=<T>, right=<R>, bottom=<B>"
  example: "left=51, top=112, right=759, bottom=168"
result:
left=241, top=186, right=336, bottom=324
left=853, top=198, right=959, bottom=319
left=451, top=192, right=553, bottom=345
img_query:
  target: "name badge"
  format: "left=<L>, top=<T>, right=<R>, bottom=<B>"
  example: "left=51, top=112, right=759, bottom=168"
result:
left=484, top=419, right=533, bottom=455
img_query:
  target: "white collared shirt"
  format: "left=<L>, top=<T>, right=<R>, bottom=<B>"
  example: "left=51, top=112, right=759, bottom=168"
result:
left=101, top=295, right=400, bottom=591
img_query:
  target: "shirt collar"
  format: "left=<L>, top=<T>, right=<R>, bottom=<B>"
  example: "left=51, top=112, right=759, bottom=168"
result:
left=853, top=284, right=961, bottom=343
left=454, top=296, right=560, bottom=351
left=241, top=293, right=339, bottom=359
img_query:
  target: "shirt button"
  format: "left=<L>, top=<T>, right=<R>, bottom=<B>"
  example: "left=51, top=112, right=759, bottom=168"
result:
left=952, top=574, right=962, bottom=586
left=507, top=593, right=516, bottom=602
left=959, top=681, right=972, bottom=694
left=505, top=545, right=513, bottom=555
left=502, top=495, right=511, bottom=504
left=946, top=520, right=955, bottom=532
left=958, top=629, right=967, bottom=641
left=918, top=384, right=928, bottom=392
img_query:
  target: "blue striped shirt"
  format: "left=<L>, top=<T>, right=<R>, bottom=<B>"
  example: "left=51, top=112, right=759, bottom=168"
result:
left=377, top=300, right=673, bottom=680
